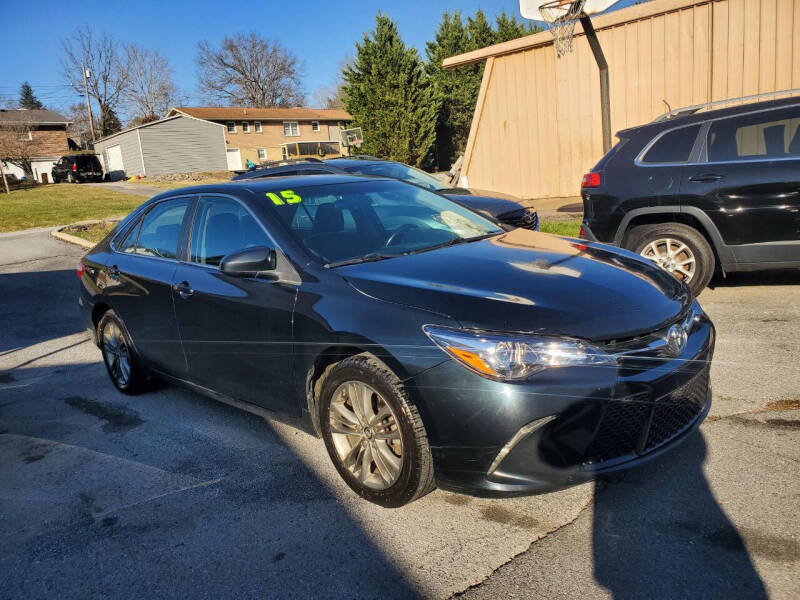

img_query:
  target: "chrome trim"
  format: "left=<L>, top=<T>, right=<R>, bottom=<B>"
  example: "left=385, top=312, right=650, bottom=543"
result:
left=488, top=415, right=557, bottom=476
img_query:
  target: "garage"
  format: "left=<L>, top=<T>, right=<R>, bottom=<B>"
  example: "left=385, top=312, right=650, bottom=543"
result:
left=93, top=114, right=229, bottom=180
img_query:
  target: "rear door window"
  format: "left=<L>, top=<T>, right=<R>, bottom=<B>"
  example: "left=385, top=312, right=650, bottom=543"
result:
left=642, top=125, right=701, bottom=163
left=134, top=198, right=190, bottom=259
left=707, top=106, right=800, bottom=162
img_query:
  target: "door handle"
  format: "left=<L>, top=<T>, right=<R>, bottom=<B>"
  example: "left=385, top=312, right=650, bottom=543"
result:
left=689, top=173, right=724, bottom=183
left=172, top=281, right=194, bottom=298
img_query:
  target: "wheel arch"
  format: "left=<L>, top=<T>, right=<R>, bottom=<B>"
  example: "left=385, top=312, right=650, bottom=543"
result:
left=303, top=341, right=411, bottom=437
left=614, top=206, right=734, bottom=270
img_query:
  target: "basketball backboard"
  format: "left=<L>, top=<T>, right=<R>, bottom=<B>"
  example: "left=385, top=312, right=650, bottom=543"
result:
left=519, top=0, right=619, bottom=21
left=340, top=127, right=363, bottom=147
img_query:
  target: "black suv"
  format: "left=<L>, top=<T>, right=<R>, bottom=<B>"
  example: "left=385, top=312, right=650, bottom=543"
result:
left=233, top=157, right=539, bottom=231
left=52, top=154, right=104, bottom=183
left=580, top=95, right=800, bottom=294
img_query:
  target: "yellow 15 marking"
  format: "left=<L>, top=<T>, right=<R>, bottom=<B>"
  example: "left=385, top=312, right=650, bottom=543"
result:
left=267, top=190, right=302, bottom=205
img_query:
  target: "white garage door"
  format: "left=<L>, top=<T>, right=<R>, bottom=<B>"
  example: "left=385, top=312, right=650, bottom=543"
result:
left=107, top=145, right=124, bottom=172
left=226, top=148, right=242, bottom=171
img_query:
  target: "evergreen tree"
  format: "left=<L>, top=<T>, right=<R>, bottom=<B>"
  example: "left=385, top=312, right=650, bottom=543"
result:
left=426, top=12, right=474, bottom=169
left=466, top=10, right=496, bottom=51
left=18, top=82, right=44, bottom=110
left=100, top=105, right=122, bottom=137
left=494, top=11, right=541, bottom=43
left=343, top=15, right=437, bottom=167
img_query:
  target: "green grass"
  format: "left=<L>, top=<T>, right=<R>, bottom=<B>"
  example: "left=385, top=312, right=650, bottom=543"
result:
left=65, top=222, right=117, bottom=243
left=0, top=184, right=143, bottom=232
left=539, top=219, right=581, bottom=237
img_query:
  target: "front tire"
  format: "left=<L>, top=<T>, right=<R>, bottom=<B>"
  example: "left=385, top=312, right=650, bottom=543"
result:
left=97, top=310, right=149, bottom=394
left=625, top=223, right=715, bottom=296
left=319, top=355, right=435, bottom=507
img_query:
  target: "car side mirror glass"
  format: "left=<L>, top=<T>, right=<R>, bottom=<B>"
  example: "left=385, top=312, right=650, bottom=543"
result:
left=220, top=246, right=277, bottom=277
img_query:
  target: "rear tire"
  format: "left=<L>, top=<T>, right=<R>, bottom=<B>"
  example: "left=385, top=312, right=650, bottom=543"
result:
left=625, top=223, right=715, bottom=296
left=97, top=310, right=149, bottom=395
left=318, top=354, right=435, bottom=507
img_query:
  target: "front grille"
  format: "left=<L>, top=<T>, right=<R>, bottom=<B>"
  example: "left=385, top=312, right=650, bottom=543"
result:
left=645, top=367, right=709, bottom=450
left=499, top=207, right=538, bottom=230
left=539, top=366, right=709, bottom=469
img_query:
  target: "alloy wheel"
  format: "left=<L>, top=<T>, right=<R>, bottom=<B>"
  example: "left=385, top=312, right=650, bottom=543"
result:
left=102, top=321, right=131, bottom=387
left=328, top=381, right=403, bottom=490
left=640, top=238, right=696, bottom=283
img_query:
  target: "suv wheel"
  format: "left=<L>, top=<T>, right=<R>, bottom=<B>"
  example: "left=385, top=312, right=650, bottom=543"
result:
left=318, top=355, right=435, bottom=507
left=626, top=223, right=715, bottom=295
left=97, top=310, right=150, bottom=394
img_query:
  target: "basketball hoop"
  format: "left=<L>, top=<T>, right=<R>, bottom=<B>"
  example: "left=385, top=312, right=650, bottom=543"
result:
left=538, top=0, right=587, bottom=58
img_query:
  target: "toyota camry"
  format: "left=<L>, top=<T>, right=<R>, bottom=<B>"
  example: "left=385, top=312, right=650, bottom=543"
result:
left=78, top=175, right=715, bottom=507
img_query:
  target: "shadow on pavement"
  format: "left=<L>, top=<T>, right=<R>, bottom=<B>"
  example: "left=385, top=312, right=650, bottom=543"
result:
left=0, top=269, right=84, bottom=352
left=710, top=269, right=800, bottom=288
left=592, top=431, right=767, bottom=599
left=0, top=361, right=423, bottom=599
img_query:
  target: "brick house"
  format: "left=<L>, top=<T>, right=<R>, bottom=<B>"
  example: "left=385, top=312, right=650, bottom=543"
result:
left=0, top=108, right=71, bottom=183
left=166, top=107, right=352, bottom=169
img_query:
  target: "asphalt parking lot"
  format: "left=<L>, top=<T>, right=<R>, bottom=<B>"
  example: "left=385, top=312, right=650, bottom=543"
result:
left=1, top=228, right=798, bottom=599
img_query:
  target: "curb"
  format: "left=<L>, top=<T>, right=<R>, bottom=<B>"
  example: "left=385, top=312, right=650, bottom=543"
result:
left=50, top=217, right=123, bottom=250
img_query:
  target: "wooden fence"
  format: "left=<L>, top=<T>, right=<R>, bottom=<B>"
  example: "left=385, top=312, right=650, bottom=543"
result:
left=443, top=0, right=800, bottom=199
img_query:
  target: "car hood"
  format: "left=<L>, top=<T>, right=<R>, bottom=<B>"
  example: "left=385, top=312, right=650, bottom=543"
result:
left=337, top=229, right=691, bottom=341
left=442, top=192, right=525, bottom=217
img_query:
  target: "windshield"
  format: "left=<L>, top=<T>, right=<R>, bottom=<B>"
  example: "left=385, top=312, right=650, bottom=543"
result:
left=340, top=162, right=447, bottom=192
left=268, top=179, right=501, bottom=266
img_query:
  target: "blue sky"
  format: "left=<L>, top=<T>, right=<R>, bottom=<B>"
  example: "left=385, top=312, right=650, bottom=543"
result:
left=0, top=0, right=639, bottom=117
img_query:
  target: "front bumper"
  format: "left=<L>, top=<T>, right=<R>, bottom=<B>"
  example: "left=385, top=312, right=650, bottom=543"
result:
left=406, top=315, right=715, bottom=497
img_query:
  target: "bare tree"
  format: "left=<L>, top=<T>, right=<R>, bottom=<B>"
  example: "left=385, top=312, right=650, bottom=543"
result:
left=124, top=45, right=181, bottom=122
left=196, top=32, right=305, bottom=107
left=0, top=120, right=36, bottom=179
left=60, top=26, right=128, bottom=136
left=65, top=102, right=98, bottom=149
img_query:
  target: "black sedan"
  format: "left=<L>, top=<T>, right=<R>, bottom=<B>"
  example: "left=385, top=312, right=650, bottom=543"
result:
left=79, top=175, right=714, bottom=507
left=232, top=157, right=540, bottom=231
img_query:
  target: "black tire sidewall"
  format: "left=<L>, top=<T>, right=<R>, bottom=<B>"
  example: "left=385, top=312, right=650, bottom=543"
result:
left=628, top=224, right=714, bottom=295
left=319, top=359, right=424, bottom=508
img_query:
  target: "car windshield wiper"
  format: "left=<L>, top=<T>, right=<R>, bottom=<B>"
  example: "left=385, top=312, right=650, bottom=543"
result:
left=409, top=231, right=502, bottom=255
left=324, top=253, right=401, bottom=268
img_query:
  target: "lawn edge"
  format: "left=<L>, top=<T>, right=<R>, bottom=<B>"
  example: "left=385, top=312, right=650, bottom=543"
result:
left=50, top=217, right=122, bottom=249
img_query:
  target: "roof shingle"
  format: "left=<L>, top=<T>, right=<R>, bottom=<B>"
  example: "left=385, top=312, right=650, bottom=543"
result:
left=0, top=108, right=71, bottom=124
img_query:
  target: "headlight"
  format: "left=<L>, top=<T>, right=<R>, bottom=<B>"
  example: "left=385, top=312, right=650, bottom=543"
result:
left=423, top=325, right=617, bottom=381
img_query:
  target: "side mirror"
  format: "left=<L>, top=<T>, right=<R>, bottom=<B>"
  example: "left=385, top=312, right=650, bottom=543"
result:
left=220, top=246, right=277, bottom=277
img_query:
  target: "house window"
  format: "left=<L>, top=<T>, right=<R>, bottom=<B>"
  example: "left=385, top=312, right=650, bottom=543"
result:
left=257, top=148, right=267, bottom=160
left=226, top=121, right=236, bottom=133
left=283, top=121, right=300, bottom=137
left=311, top=121, right=320, bottom=132
left=254, top=121, right=262, bottom=133
left=242, top=121, right=250, bottom=133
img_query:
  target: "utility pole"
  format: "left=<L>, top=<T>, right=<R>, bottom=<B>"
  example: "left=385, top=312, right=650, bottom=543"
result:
left=0, top=159, right=9, bottom=194
left=82, top=65, right=96, bottom=145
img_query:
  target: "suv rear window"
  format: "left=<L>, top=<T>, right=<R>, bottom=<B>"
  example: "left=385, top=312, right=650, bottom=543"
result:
left=642, top=125, right=701, bottom=163
left=74, top=155, right=101, bottom=169
left=593, top=137, right=628, bottom=171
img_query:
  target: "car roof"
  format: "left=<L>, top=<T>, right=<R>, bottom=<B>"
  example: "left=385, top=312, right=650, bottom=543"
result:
left=618, top=95, right=800, bottom=138
left=151, top=174, right=391, bottom=201
left=324, top=158, right=388, bottom=168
